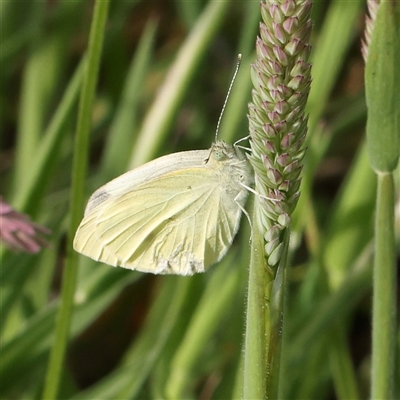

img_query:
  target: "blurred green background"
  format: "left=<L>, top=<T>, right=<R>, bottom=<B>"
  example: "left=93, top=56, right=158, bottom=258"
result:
left=0, top=1, right=398, bottom=399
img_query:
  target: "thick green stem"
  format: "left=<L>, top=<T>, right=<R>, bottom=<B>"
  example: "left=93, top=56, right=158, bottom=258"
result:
left=269, top=229, right=289, bottom=398
left=243, top=200, right=268, bottom=399
left=371, top=173, right=397, bottom=399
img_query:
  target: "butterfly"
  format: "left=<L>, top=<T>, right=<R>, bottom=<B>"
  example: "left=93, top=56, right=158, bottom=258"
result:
left=73, top=140, right=253, bottom=275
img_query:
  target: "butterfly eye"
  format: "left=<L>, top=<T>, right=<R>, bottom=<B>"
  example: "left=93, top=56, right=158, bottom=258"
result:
left=212, top=145, right=229, bottom=161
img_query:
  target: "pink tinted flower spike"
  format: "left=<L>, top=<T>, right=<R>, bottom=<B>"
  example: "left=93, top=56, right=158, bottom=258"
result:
left=0, top=197, right=50, bottom=253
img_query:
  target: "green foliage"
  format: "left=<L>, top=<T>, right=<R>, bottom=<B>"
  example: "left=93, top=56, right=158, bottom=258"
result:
left=0, top=1, right=398, bottom=399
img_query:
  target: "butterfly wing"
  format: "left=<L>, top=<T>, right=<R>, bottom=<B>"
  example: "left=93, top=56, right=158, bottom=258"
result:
left=83, top=149, right=209, bottom=215
left=74, top=166, right=243, bottom=275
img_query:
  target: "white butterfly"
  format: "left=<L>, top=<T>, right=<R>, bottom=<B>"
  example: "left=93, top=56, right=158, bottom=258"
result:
left=73, top=140, right=253, bottom=275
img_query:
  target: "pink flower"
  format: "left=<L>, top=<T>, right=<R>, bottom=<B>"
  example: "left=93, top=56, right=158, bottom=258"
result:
left=0, top=197, right=50, bottom=253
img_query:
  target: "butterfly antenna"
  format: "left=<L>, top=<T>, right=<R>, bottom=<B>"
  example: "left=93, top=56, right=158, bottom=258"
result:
left=215, top=54, right=242, bottom=142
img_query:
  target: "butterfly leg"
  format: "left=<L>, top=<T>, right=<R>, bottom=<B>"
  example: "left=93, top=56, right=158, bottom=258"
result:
left=239, top=182, right=279, bottom=202
left=233, top=135, right=250, bottom=147
left=234, top=136, right=252, bottom=153
left=234, top=193, right=252, bottom=231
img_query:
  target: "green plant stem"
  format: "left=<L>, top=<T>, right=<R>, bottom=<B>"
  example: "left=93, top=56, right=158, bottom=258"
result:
left=41, top=1, right=110, bottom=399
left=269, top=230, right=289, bottom=398
left=371, top=173, right=397, bottom=399
left=243, top=213, right=289, bottom=400
left=243, top=201, right=268, bottom=399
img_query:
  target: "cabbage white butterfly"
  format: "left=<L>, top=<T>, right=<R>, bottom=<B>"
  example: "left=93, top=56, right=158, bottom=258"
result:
left=73, top=55, right=253, bottom=275
left=73, top=141, right=253, bottom=275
